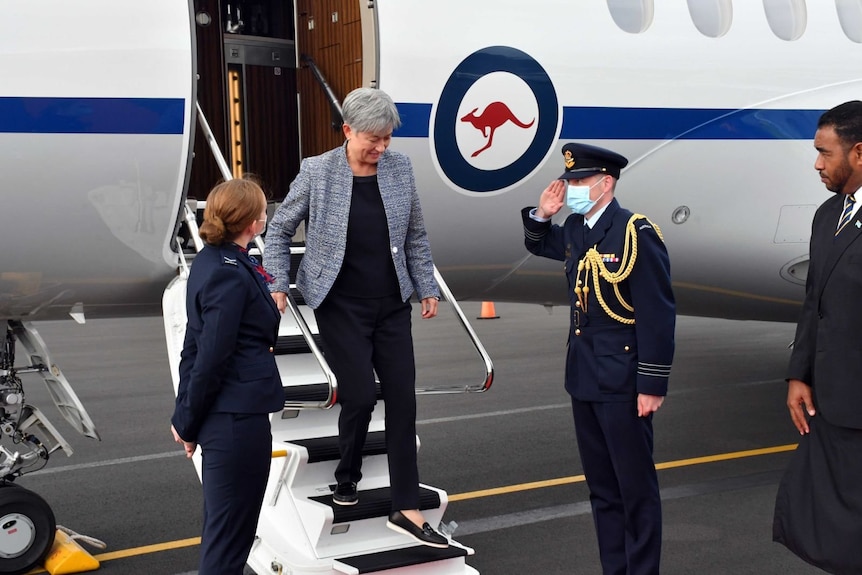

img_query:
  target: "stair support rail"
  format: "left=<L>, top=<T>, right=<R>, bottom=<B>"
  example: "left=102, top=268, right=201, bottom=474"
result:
left=419, top=267, right=494, bottom=394
left=301, top=54, right=343, bottom=130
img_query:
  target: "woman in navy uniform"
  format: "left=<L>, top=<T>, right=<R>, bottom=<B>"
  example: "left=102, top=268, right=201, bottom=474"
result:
left=521, top=143, right=675, bottom=575
left=171, top=178, right=284, bottom=574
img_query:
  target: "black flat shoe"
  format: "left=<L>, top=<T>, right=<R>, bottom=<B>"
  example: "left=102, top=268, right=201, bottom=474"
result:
left=332, top=482, right=358, bottom=506
left=386, top=510, right=448, bottom=548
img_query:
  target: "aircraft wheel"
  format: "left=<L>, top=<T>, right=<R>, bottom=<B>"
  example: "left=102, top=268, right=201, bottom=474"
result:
left=0, top=485, right=56, bottom=575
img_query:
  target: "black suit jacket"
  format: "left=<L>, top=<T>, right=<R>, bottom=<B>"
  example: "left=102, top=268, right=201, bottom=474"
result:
left=787, top=192, right=862, bottom=429
left=172, top=242, right=284, bottom=442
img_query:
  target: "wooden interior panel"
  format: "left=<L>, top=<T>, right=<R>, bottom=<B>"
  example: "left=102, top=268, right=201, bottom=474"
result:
left=243, top=65, right=299, bottom=201
left=296, top=0, right=364, bottom=158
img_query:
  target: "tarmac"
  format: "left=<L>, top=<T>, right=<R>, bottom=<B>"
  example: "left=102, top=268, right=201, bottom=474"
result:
left=18, top=302, right=823, bottom=574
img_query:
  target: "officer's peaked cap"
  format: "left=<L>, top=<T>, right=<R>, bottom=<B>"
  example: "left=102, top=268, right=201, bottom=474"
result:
left=558, top=143, right=629, bottom=180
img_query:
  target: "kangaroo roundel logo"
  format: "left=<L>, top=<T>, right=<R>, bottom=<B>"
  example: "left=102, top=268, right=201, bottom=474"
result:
left=432, top=46, right=559, bottom=194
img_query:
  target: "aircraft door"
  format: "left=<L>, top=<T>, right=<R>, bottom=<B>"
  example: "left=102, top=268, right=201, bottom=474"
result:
left=190, top=0, right=299, bottom=202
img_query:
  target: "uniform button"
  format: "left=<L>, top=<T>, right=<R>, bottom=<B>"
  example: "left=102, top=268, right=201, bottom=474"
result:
left=269, top=346, right=274, bottom=353
left=575, top=329, right=581, bottom=336
left=575, top=301, right=581, bottom=308
left=624, top=345, right=630, bottom=352
left=392, top=246, right=398, bottom=254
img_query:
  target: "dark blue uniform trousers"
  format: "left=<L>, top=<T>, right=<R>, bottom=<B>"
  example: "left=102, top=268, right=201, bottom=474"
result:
left=314, top=293, right=420, bottom=511
left=197, top=412, right=272, bottom=575
left=571, top=399, right=661, bottom=575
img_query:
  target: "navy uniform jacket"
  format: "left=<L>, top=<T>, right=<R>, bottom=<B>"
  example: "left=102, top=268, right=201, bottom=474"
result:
left=787, top=192, right=862, bottom=429
left=172, top=242, right=284, bottom=442
left=522, top=199, right=675, bottom=401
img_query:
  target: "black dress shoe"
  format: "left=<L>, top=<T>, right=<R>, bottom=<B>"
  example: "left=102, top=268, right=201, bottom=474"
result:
left=332, top=482, right=358, bottom=506
left=386, top=510, right=448, bottom=548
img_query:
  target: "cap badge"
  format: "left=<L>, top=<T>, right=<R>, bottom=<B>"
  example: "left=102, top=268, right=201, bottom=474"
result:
left=564, top=150, right=575, bottom=169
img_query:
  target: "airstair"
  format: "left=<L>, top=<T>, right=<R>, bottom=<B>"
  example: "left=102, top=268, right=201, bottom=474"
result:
left=161, top=107, right=493, bottom=575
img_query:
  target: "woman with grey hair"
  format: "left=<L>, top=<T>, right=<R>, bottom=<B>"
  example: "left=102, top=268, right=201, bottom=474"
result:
left=263, top=87, right=446, bottom=548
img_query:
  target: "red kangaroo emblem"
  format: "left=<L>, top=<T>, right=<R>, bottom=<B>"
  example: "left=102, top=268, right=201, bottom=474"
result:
left=460, top=102, right=536, bottom=157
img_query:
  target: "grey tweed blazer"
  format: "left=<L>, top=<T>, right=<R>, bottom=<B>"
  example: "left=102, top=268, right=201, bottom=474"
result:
left=263, top=144, right=439, bottom=310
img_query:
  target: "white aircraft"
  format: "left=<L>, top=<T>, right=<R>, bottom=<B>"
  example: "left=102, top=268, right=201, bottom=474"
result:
left=1, top=0, right=858, bottom=573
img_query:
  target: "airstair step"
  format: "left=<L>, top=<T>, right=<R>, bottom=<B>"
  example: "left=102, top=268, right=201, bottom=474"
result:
left=333, top=544, right=470, bottom=574
left=274, top=333, right=323, bottom=355
left=282, top=383, right=331, bottom=403
left=282, top=382, right=382, bottom=404
left=310, top=486, right=441, bottom=524
left=289, top=287, right=307, bottom=306
left=288, top=431, right=386, bottom=463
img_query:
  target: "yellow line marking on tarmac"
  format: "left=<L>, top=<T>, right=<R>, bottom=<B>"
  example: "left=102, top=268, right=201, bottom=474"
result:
left=90, top=537, right=202, bottom=561
left=26, top=538, right=202, bottom=574
left=26, top=444, right=798, bottom=571
left=448, top=443, right=798, bottom=502
left=653, top=444, right=797, bottom=471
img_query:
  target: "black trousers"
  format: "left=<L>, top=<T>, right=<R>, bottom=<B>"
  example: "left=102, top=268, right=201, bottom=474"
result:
left=314, top=293, right=420, bottom=511
left=571, top=399, right=661, bottom=575
left=774, top=416, right=862, bottom=575
left=197, top=412, right=272, bottom=575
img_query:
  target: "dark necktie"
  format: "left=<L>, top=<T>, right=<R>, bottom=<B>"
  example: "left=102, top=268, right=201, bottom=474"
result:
left=836, top=194, right=856, bottom=236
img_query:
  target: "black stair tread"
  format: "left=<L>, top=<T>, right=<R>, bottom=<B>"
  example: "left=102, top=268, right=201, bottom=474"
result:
left=287, top=431, right=386, bottom=463
left=334, top=544, right=468, bottom=574
left=288, top=287, right=307, bottom=306
left=274, top=333, right=323, bottom=355
left=282, top=383, right=333, bottom=404
left=309, top=486, right=441, bottom=524
left=282, top=382, right=382, bottom=404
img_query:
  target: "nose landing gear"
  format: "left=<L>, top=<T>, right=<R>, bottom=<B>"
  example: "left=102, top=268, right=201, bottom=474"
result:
left=0, top=484, right=55, bottom=575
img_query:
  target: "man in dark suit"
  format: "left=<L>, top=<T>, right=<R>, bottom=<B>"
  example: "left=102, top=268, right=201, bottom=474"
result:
left=521, top=143, right=675, bottom=575
left=774, top=100, right=862, bottom=574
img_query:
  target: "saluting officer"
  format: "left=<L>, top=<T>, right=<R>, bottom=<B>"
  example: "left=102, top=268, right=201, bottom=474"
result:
left=521, top=143, right=675, bottom=575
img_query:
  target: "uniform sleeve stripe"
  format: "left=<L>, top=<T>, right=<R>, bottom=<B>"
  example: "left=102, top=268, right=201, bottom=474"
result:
left=524, top=228, right=547, bottom=241
left=638, top=362, right=672, bottom=377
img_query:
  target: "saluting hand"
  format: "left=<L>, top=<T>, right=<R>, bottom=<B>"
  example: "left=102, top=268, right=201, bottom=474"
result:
left=786, top=379, right=815, bottom=435
left=536, top=180, right=566, bottom=219
left=637, top=394, right=664, bottom=417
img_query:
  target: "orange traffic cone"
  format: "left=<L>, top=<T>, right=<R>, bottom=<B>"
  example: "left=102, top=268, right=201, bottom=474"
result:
left=477, top=301, right=499, bottom=319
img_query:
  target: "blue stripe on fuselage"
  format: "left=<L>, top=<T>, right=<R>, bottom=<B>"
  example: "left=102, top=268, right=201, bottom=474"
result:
left=0, top=97, right=186, bottom=134
left=394, top=103, right=822, bottom=140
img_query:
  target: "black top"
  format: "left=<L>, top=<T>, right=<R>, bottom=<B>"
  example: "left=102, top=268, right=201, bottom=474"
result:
left=331, top=175, right=400, bottom=298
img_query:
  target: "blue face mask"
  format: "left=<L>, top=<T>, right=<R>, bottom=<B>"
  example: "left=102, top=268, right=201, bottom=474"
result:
left=566, top=178, right=607, bottom=215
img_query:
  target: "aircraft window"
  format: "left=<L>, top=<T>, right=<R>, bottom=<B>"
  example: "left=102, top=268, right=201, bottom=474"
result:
left=762, top=0, right=808, bottom=41
left=836, top=0, right=862, bottom=43
left=687, top=0, right=733, bottom=37
left=606, top=0, right=654, bottom=34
